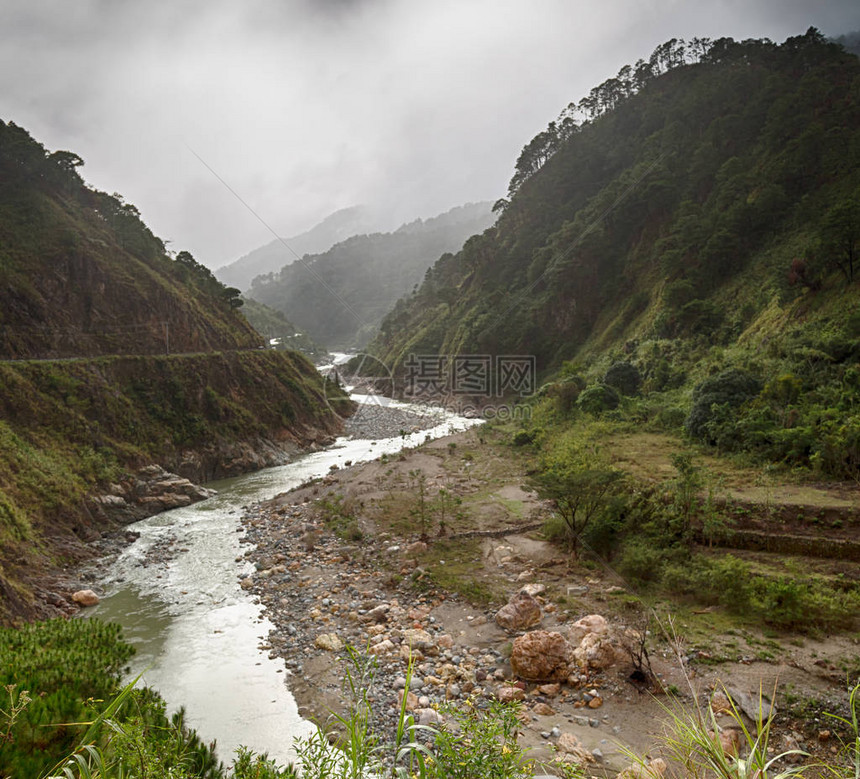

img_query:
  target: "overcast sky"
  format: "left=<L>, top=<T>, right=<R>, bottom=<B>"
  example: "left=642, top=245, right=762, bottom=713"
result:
left=2, top=0, right=859, bottom=269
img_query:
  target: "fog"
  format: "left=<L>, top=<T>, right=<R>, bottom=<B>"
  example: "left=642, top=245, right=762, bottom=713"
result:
left=1, top=0, right=858, bottom=268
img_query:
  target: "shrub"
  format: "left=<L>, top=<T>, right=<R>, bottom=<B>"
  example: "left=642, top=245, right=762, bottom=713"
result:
left=511, top=430, right=534, bottom=447
left=686, top=368, right=762, bottom=442
left=604, top=361, right=642, bottom=396
left=577, top=383, right=620, bottom=414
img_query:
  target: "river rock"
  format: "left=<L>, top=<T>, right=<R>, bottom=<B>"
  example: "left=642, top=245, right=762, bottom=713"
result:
left=362, top=604, right=390, bottom=623
left=494, top=591, right=542, bottom=632
left=510, top=630, right=572, bottom=682
left=402, top=628, right=435, bottom=651
left=717, top=728, right=741, bottom=757
left=436, top=633, right=454, bottom=650
left=72, top=589, right=100, bottom=607
left=416, top=708, right=443, bottom=726
left=519, top=583, right=546, bottom=597
left=617, top=758, right=668, bottom=779
left=497, top=686, right=526, bottom=703
left=558, top=732, right=594, bottom=766
left=314, top=633, right=344, bottom=651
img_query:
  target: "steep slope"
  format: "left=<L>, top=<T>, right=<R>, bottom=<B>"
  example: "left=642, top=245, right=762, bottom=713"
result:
left=240, top=296, right=326, bottom=359
left=0, top=122, right=351, bottom=622
left=0, top=121, right=263, bottom=358
left=370, top=31, right=859, bottom=373
left=215, top=205, right=389, bottom=290
left=368, top=30, right=860, bottom=477
left=248, top=202, right=495, bottom=348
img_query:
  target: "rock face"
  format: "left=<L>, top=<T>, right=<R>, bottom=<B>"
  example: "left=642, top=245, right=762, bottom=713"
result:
left=494, top=591, right=543, bottom=632
left=89, top=465, right=216, bottom=525
left=510, top=630, right=572, bottom=682
left=71, top=589, right=100, bottom=606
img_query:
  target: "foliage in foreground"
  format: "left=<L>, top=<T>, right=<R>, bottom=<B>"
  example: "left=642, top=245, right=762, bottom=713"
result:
left=4, top=620, right=860, bottom=779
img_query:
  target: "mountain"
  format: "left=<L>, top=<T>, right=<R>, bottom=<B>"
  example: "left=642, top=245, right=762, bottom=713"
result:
left=0, top=121, right=265, bottom=359
left=247, top=202, right=496, bottom=348
left=0, top=120, right=350, bottom=621
left=240, top=296, right=326, bottom=359
left=215, top=205, right=388, bottom=290
left=367, top=30, right=860, bottom=478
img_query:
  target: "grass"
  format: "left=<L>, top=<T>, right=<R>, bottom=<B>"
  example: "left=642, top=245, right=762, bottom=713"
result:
left=413, top=540, right=500, bottom=606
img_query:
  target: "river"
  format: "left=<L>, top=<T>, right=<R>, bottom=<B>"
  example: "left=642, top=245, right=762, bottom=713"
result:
left=88, top=390, right=477, bottom=768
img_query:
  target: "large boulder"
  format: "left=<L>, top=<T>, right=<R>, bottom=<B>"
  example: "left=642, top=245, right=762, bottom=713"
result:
left=572, top=631, right=619, bottom=671
left=495, top=591, right=543, bottom=632
left=510, top=630, right=572, bottom=682
left=71, top=589, right=100, bottom=607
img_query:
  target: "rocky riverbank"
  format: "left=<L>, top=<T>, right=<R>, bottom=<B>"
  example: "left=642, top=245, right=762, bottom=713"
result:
left=342, top=397, right=451, bottom=440
left=236, top=421, right=852, bottom=775
left=239, top=494, right=634, bottom=773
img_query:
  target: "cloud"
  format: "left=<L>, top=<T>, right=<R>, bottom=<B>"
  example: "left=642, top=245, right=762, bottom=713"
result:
left=1, top=0, right=859, bottom=268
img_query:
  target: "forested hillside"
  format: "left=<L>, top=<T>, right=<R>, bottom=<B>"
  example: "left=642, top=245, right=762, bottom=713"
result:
left=369, top=29, right=860, bottom=478
left=248, top=202, right=495, bottom=348
left=240, top=297, right=326, bottom=359
left=0, top=120, right=260, bottom=358
left=215, top=205, right=387, bottom=291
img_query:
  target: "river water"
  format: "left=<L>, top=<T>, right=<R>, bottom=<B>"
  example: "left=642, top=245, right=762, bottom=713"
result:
left=89, top=392, right=477, bottom=768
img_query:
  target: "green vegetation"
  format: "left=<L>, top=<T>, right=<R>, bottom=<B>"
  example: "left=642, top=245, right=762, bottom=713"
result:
left=516, top=406, right=860, bottom=633
left=0, top=121, right=263, bottom=359
left=6, top=622, right=860, bottom=778
left=0, top=618, right=298, bottom=778
left=315, top=493, right=363, bottom=541
left=368, top=29, right=860, bottom=479
left=248, top=203, right=495, bottom=349
left=0, top=350, right=350, bottom=622
left=239, top=298, right=326, bottom=360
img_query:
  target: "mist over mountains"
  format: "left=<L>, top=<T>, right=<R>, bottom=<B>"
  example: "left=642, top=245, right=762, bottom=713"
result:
left=246, top=201, right=495, bottom=349
left=215, top=205, right=394, bottom=291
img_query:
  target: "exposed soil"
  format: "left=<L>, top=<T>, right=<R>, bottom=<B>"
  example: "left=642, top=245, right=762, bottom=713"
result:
left=239, top=425, right=860, bottom=775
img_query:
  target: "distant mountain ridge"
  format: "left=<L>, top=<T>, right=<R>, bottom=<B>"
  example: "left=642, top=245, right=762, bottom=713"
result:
left=247, top=201, right=495, bottom=349
left=215, top=205, right=390, bottom=290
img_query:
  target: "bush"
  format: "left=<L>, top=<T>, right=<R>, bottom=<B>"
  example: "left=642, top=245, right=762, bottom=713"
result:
left=577, top=383, right=620, bottom=414
left=604, top=361, right=642, bottom=396
left=686, top=368, right=762, bottom=442
left=511, top=430, right=534, bottom=447
left=616, top=540, right=667, bottom=587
